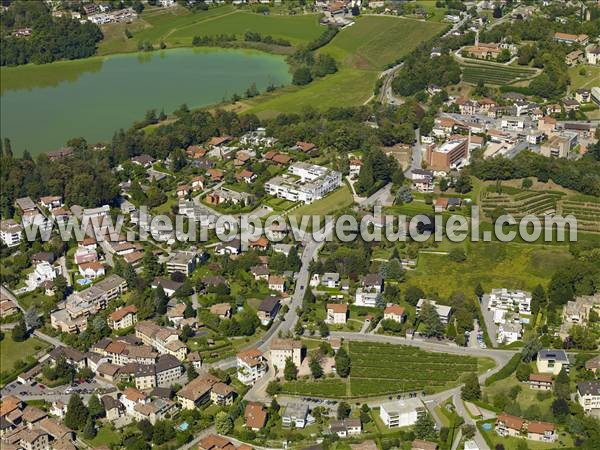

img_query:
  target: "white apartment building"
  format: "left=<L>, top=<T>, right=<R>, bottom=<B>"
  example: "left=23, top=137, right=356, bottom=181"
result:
left=497, top=322, right=522, bottom=344
left=264, top=162, right=341, bottom=204
left=269, top=339, right=302, bottom=370
left=0, top=219, right=23, bottom=247
left=576, top=381, right=600, bottom=415
left=485, top=288, right=532, bottom=315
left=236, top=348, right=268, bottom=385
left=282, top=402, right=309, bottom=428
left=355, top=288, right=379, bottom=307
left=380, top=398, right=426, bottom=428
left=416, top=299, right=452, bottom=324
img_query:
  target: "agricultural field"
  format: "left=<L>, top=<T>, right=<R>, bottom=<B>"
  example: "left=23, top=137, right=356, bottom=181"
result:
left=480, top=186, right=564, bottom=220
left=460, top=60, right=538, bottom=85
left=280, top=341, right=491, bottom=398
left=99, top=6, right=323, bottom=55
left=480, top=185, right=600, bottom=233
left=246, top=16, right=445, bottom=115
left=323, top=16, right=447, bottom=70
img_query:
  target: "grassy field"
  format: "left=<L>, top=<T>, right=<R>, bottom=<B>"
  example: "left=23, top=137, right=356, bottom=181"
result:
left=99, top=5, right=323, bottom=54
left=406, top=241, right=573, bottom=298
left=0, top=335, right=50, bottom=373
left=415, top=1, right=448, bottom=22
left=568, top=64, right=600, bottom=91
left=460, top=59, right=538, bottom=85
left=323, top=16, right=446, bottom=70
left=281, top=341, right=492, bottom=398
left=168, top=10, right=323, bottom=46
left=245, top=16, right=445, bottom=115
left=290, top=185, right=354, bottom=217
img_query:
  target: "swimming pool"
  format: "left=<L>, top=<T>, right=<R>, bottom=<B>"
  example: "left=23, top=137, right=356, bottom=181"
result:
left=178, top=422, right=189, bottom=431
left=482, top=423, right=493, bottom=431
left=76, top=278, right=92, bottom=286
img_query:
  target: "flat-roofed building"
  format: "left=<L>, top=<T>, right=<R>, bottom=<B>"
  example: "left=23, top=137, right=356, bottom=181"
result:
left=380, top=398, right=425, bottom=428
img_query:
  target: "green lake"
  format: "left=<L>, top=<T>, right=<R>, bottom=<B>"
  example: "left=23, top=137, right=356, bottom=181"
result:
left=0, top=48, right=291, bottom=155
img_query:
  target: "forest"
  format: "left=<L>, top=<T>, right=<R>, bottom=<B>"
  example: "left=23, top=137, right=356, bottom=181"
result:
left=0, top=0, right=103, bottom=66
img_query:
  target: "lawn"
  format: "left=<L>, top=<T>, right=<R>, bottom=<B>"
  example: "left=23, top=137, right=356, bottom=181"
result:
left=0, top=334, right=50, bottom=373
left=86, top=424, right=122, bottom=447
left=280, top=341, right=493, bottom=398
left=568, top=64, right=600, bottom=91
left=415, top=1, right=448, bottom=22
left=290, top=185, right=354, bottom=218
left=406, top=241, right=573, bottom=298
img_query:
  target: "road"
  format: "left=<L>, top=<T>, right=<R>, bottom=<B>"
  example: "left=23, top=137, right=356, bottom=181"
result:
left=358, top=183, right=393, bottom=208
left=209, top=221, right=336, bottom=374
left=404, top=127, right=423, bottom=179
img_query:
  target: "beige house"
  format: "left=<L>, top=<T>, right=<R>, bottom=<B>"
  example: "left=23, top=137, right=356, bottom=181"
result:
left=527, top=373, right=553, bottom=390
left=536, top=349, right=569, bottom=375
left=326, top=303, right=348, bottom=325
left=108, top=305, right=138, bottom=330
left=270, top=339, right=302, bottom=371
left=177, top=373, right=220, bottom=410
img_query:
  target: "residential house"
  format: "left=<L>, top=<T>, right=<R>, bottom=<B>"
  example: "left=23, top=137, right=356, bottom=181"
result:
left=135, top=321, right=188, bottom=361
left=210, top=382, right=236, bottom=406
left=322, top=272, right=340, bottom=288
left=151, top=277, right=183, bottom=298
left=0, top=219, right=23, bottom=247
left=576, top=381, right=600, bottom=415
left=383, top=305, right=406, bottom=323
left=166, top=251, right=197, bottom=276
left=326, top=304, right=348, bottom=325
left=380, top=398, right=426, bottom=428
left=411, top=440, right=438, bottom=450
left=527, top=374, right=553, bottom=390
left=78, top=261, right=105, bottom=279
left=585, top=355, right=600, bottom=373
left=554, top=32, right=589, bottom=45
left=270, top=339, right=302, bottom=370
left=282, top=402, right=309, bottom=428
left=210, top=303, right=232, bottom=319
left=108, top=305, right=138, bottom=330
left=257, top=296, right=281, bottom=326
left=536, top=349, right=570, bottom=375
left=265, top=163, right=342, bottom=204
left=411, top=169, right=434, bottom=193
left=416, top=299, right=451, bottom=324
left=330, top=418, right=362, bottom=437
left=245, top=402, right=267, bottom=431
left=177, top=373, right=220, bottom=410
left=251, top=265, right=269, bottom=281
left=268, top=275, right=285, bottom=293
left=237, top=349, right=268, bottom=385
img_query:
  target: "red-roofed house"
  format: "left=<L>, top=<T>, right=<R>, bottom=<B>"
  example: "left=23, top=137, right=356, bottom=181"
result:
left=384, top=305, right=406, bottom=323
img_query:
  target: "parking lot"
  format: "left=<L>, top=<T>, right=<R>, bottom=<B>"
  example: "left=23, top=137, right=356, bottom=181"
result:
left=2, top=378, right=115, bottom=401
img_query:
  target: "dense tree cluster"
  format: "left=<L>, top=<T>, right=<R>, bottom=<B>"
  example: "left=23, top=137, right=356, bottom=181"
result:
left=469, top=151, right=600, bottom=196
left=0, top=1, right=102, bottom=66
left=392, top=46, right=461, bottom=97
